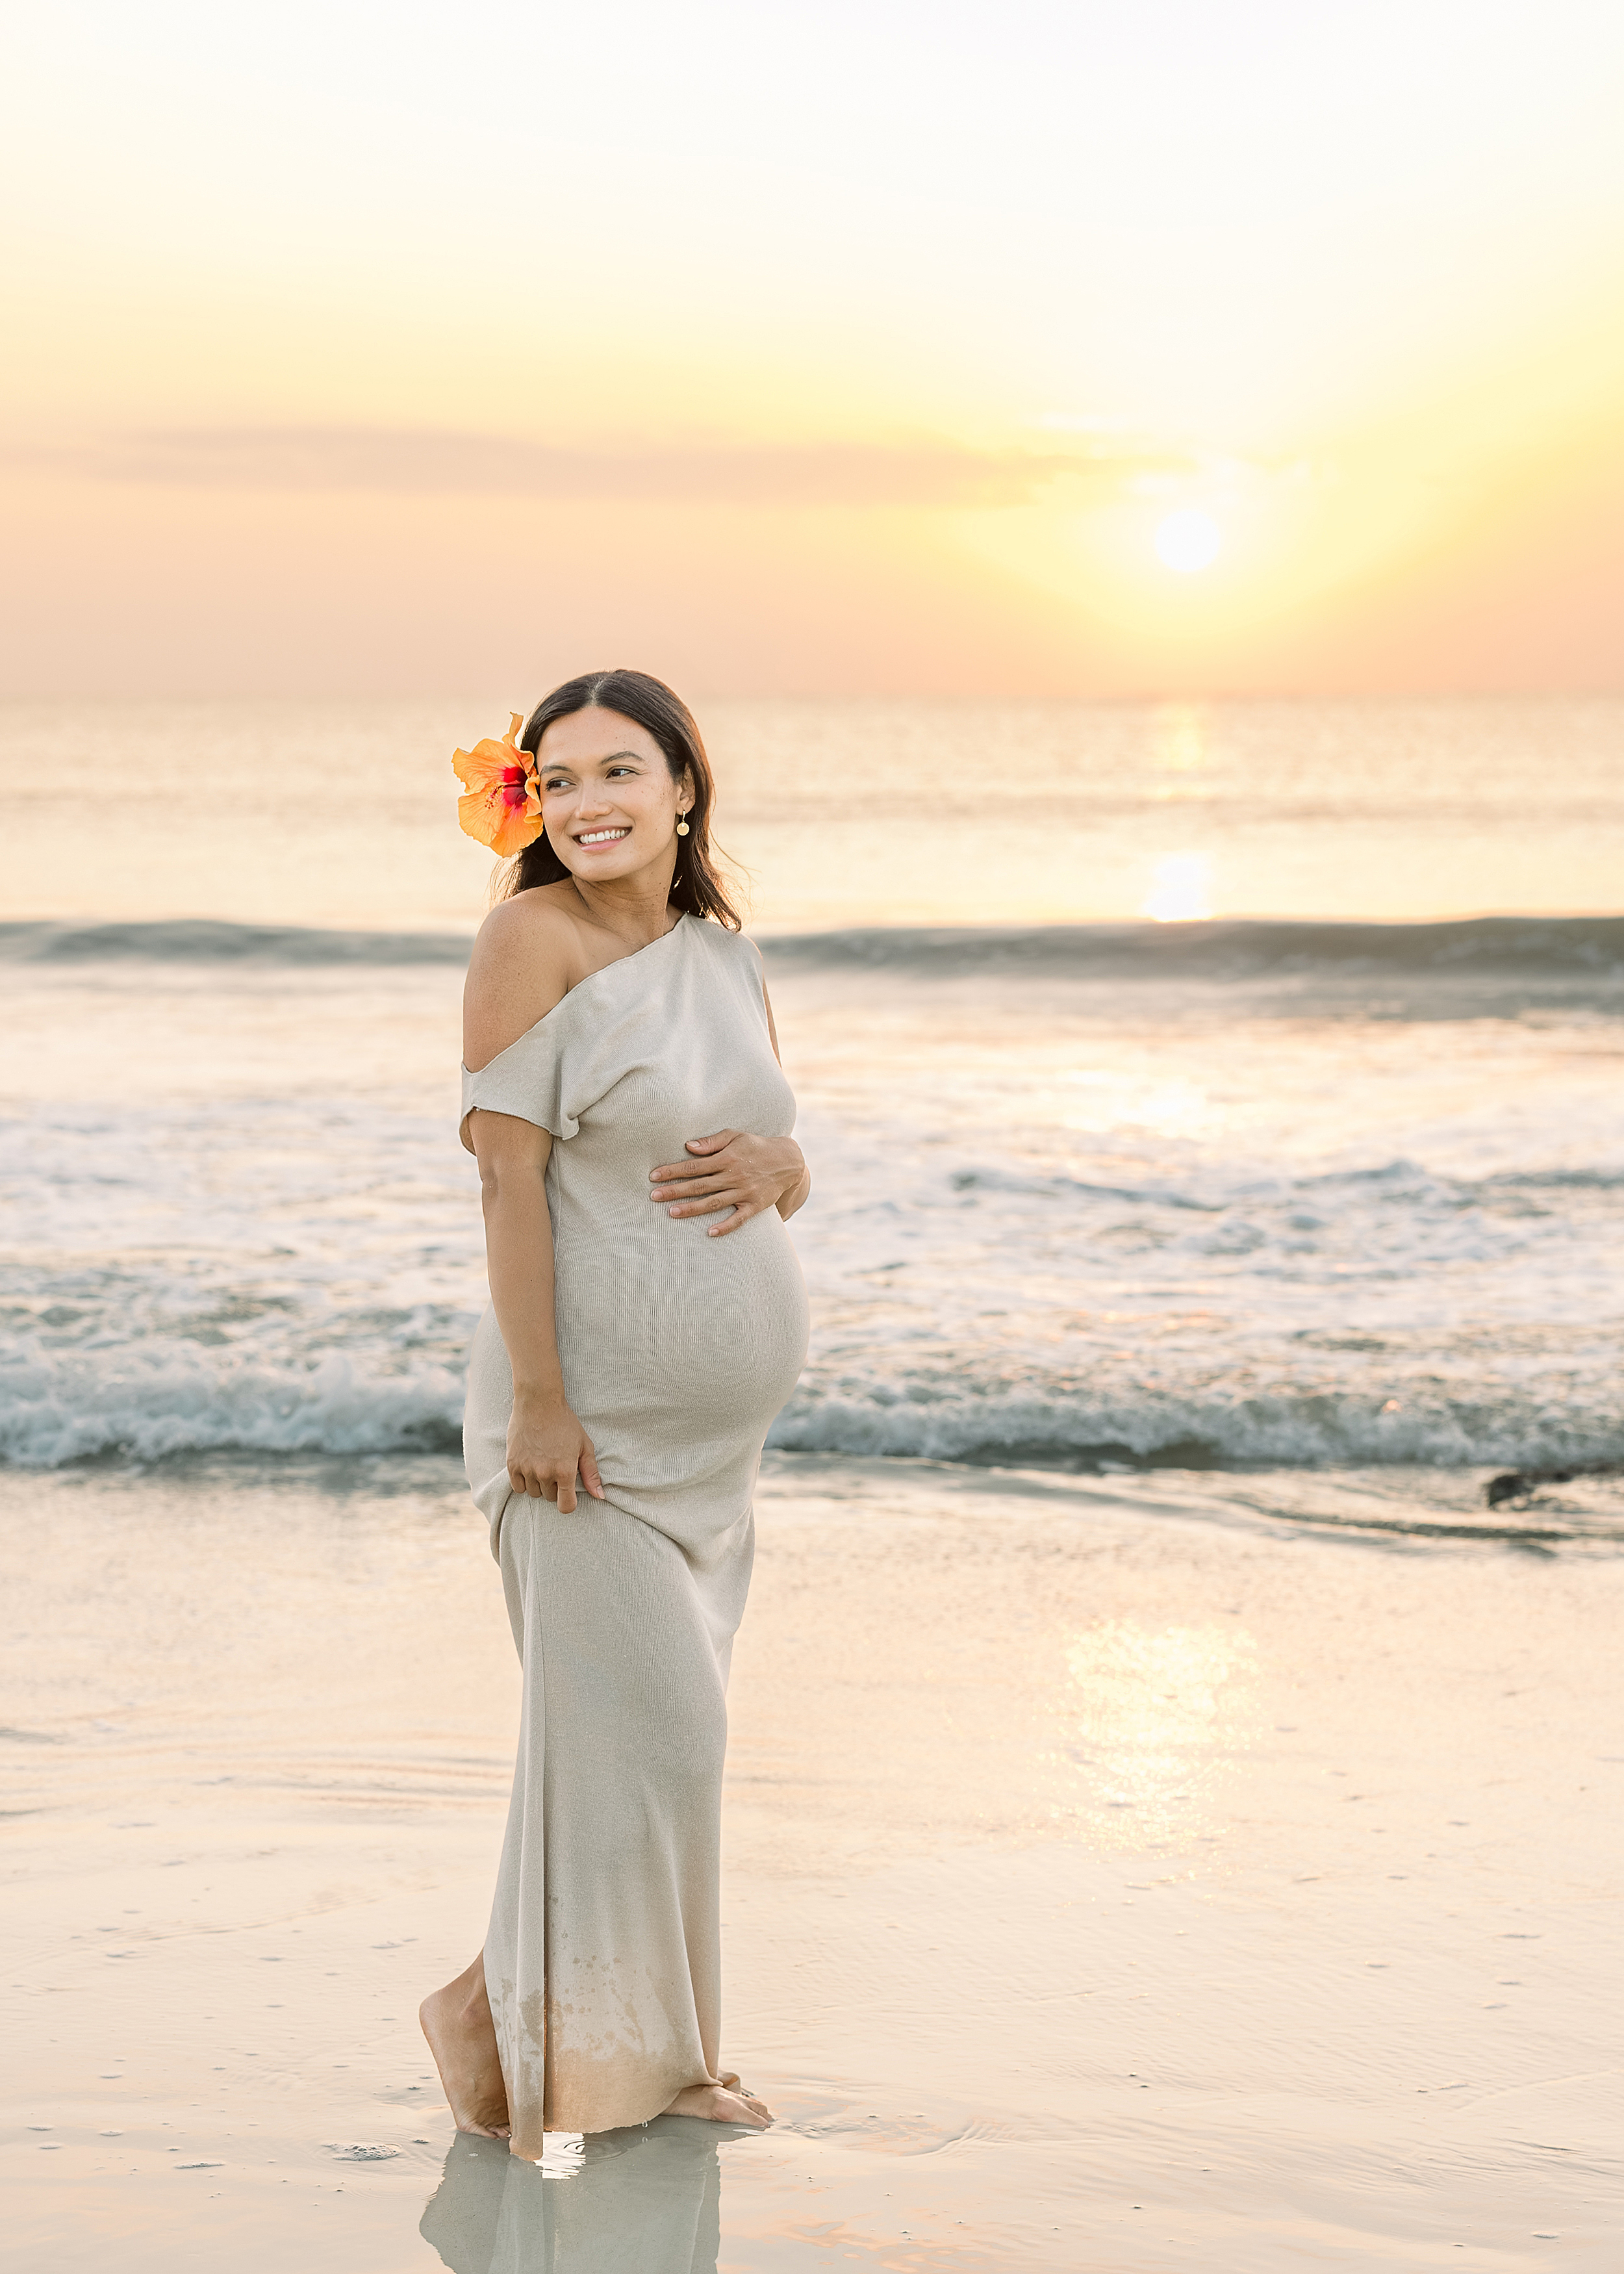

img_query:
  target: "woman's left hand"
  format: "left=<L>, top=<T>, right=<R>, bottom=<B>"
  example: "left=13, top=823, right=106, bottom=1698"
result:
left=650, top=1130, right=807, bottom=1234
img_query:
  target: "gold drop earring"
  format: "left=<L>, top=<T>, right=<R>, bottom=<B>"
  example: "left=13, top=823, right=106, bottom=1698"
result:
left=675, top=809, right=691, bottom=837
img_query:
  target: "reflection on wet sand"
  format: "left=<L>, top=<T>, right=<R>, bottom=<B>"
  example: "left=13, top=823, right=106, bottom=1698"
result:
left=1063, top=1617, right=1261, bottom=1848
left=420, top=2119, right=726, bottom=2274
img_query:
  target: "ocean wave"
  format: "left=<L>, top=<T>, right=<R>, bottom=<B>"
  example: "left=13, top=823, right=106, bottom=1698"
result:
left=0, top=1348, right=465, bottom=1468
left=3, top=1344, right=1619, bottom=1475
left=932, top=1153, right=1624, bottom=1220
left=0, top=919, right=474, bottom=965
left=761, top=915, right=1624, bottom=988
left=759, top=914, right=1619, bottom=1005
left=5, top=913, right=1623, bottom=990
left=767, top=1381, right=1624, bottom=1474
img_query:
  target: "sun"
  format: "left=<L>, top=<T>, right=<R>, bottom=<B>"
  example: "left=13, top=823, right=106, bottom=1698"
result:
left=1155, top=509, right=1221, bottom=574
left=1142, top=851, right=1212, bottom=923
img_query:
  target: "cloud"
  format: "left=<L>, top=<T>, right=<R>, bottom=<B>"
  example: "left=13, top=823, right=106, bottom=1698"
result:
left=51, top=425, right=1195, bottom=509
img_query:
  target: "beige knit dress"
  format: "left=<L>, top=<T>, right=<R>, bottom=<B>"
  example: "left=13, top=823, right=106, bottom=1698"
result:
left=459, top=914, right=809, bottom=2151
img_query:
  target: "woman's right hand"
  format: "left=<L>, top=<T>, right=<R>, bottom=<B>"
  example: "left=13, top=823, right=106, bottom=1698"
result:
left=507, top=1392, right=605, bottom=1512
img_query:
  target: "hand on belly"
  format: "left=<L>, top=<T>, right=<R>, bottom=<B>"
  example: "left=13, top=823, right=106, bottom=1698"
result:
left=648, top=1129, right=806, bottom=1235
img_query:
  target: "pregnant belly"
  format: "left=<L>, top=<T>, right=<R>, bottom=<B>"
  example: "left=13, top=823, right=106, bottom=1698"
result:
left=555, top=1208, right=809, bottom=1451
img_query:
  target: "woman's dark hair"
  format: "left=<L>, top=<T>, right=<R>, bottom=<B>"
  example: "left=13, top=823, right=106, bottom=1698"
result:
left=495, top=669, right=742, bottom=930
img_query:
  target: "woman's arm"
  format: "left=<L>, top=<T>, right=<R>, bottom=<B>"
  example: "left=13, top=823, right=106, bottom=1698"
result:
left=468, top=1106, right=603, bottom=1513
left=463, top=896, right=602, bottom=1510
left=759, top=982, right=811, bottom=1219
left=646, top=974, right=809, bottom=1231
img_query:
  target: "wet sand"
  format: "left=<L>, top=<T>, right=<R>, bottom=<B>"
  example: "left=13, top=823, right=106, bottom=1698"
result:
left=3, top=1451, right=1621, bottom=2269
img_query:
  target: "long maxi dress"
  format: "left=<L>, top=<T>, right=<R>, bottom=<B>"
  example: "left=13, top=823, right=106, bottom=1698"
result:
left=459, top=913, right=809, bottom=2152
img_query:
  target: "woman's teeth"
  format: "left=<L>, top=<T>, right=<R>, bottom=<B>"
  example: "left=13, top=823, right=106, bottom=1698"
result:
left=577, top=828, right=630, bottom=845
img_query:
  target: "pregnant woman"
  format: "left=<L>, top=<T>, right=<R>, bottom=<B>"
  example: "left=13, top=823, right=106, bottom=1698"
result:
left=420, top=670, right=811, bottom=2156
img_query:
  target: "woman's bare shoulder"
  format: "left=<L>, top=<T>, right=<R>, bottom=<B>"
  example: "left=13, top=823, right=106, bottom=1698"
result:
left=463, top=888, right=583, bottom=1070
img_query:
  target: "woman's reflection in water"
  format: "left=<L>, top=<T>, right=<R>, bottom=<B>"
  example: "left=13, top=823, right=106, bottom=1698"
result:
left=420, top=2117, right=728, bottom=2274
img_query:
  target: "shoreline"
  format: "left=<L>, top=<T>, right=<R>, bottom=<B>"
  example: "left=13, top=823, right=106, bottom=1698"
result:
left=3, top=1452, right=1621, bottom=2267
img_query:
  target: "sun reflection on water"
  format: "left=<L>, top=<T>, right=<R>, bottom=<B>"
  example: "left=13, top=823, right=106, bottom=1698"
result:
left=1149, top=704, right=1212, bottom=794
left=1058, top=1066, right=1220, bottom=1143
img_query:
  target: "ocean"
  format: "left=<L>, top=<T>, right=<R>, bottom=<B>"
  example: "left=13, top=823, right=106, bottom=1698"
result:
left=3, top=696, right=1621, bottom=1531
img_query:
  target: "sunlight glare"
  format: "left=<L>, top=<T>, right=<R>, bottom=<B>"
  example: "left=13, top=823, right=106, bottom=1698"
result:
left=1155, top=509, right=1222, bottom=573
left=1141, top=852, right=1212, bottom=923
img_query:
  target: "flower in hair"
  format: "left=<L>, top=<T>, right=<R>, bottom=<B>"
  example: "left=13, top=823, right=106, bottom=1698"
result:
left=452, top=713, right=545, bottom=855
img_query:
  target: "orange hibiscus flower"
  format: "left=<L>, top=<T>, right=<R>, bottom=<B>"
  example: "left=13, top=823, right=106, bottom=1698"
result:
left=452, top=713, right=545, bottom=856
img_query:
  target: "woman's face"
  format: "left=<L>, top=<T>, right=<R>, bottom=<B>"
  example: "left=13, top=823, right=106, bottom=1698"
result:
left=533, top=707, right=691, bottom=887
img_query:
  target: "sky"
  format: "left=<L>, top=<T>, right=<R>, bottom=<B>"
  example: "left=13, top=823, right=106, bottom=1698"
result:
left=5, top=0, right=1624, bottom=698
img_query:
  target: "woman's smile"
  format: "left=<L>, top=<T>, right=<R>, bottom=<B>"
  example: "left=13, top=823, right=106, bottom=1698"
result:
left=574, top=824, right=631, bottom=847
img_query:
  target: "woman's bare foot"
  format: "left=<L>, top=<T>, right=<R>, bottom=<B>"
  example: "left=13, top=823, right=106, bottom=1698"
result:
left=420, top=1953, right=511, bottom=2138
left=663, top=2082, right=773, bottom=2129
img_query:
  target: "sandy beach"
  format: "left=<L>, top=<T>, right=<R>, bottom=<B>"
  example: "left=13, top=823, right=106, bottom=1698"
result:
left=5, top=1448, right=1620, bottom=2270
